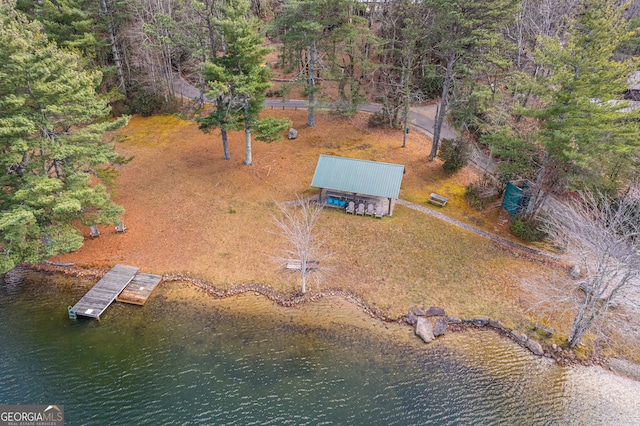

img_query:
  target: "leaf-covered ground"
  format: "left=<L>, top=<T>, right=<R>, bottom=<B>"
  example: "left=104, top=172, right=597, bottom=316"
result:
left=53, top=109, right=563, bottom=334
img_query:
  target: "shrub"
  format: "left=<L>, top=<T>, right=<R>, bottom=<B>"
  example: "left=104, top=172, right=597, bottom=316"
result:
left=510, top=217, right=545, bottom=242
left=129, top=89, right=164, bottom=117
left=367, top=111, right=391, bottom=128
left=266, top=87, right=285, bottom=98
left=439, top=138, right=471, bottom=174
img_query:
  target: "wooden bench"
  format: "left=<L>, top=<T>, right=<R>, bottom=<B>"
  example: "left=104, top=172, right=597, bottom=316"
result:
left=428, top=193, right=449, bottom=207
left=286, top=260, right=320, bottom=271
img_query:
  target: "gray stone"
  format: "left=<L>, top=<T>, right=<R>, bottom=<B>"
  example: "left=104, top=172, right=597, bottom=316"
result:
left=415, top=317, right=435, bottom=343
left=472, top=318, right=489, bottom=327
left=433, top=317, right=449, bottom=336
left=446, top=316, right=462, bottom=324
left=570, top=264, right=581, bottom=279
left=425, top=306, right=446, bottom=317
left=288, top=128, right=298, bottom=140
left=405, top=311, right=418, bottom=325
left=488, top=320, right=509, bottom=332
left=525, top=339, right=544, bottom=356
left=410, top=306, right=426, bottom=316
left=510, top=330, right=525, bottom=344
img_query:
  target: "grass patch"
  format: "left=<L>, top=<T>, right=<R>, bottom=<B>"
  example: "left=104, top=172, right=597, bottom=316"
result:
left=50, top=109, right=638, bottom=358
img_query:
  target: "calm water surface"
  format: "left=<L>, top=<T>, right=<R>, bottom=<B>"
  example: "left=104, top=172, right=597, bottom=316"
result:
left=1, top=268, right=639, bottom=425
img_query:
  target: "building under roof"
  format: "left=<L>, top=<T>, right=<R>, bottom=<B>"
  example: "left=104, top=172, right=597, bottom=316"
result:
left=310, top=155, right=405, bottom=216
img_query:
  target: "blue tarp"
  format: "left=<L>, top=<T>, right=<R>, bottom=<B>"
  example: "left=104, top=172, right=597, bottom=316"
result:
left=502, top=182, right=523, bottom=216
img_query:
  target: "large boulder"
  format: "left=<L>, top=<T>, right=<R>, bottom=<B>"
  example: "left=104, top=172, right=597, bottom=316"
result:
left=525, top=339, right=544, bottom=356
left=425, top=306, right=445, bottom=317
left=415, top=317, right=435, bottom=343
left=433, top=317, right=448, bottom=336
left=288, top=128, right=298, bottom=140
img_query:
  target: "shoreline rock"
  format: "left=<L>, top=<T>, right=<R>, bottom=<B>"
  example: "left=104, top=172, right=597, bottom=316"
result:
left=415, top=317, right=435, bottom=343
left=26, top=262, right=639, bottom=378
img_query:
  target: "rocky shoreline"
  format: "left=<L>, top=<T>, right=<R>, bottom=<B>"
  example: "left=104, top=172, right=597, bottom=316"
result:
left=29, top=262, right=639, bottom=381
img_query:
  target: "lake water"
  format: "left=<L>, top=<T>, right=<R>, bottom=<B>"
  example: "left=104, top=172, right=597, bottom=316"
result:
left=1, top=267, right=639, bottom=425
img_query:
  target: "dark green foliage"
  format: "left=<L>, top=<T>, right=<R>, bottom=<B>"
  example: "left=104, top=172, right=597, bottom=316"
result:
left=438, top=138, right=471, bottom=174
left=510, top=217, right=544, bottom=242
left=128, top=89, right=165, bottom=117
left=0, top=3, right=128, bottom=272
left=616, top=16, right=640, bottom=59
left=512, top=0, right=640, bottom=195
left=254, top=117, right=292, bottom=143
left=16, top=0, right=98, bottom=58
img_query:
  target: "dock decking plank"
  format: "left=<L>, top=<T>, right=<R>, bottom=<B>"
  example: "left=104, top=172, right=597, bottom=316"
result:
left=71, top=265, right=139, bottom=319
left=116, top=273, right=162, bottom=306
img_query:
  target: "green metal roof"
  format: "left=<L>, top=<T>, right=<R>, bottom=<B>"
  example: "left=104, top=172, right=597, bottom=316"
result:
left=310, top=155, right=405, bottom=199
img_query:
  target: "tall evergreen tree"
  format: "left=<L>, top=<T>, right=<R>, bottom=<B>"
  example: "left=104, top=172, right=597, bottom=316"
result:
left=198, top=0, right=288, bottom=165
left=0, top=2, right=129, bottom=273
left=522, top=0, right=640, bottom=193
left=16, top=0, right=98, bottom=57
left=425, top=0, right=520, bottom=161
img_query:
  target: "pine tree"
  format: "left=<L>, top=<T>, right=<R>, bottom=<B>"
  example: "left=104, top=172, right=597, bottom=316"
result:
left=425, top=0, right=520, bottom=161
left=0, top=2, right=129, bottom=273
left=523, top=0, right=640, bottom=193
left=198, top=0, right=288, bottom=165
left=16, top=0, right=98, bottom=57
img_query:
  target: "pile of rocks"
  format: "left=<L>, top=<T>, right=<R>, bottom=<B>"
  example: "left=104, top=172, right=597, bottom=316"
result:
left=406, top=306, right=451, bottom=343
left=405, top=306, right=549, bottom=357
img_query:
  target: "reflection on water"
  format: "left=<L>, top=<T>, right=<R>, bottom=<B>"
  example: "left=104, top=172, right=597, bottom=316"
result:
left=1, top=267, right=639, bottom=425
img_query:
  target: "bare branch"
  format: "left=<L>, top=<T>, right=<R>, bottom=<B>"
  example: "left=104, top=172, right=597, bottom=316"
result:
left=520, top=189, right=640, bottom=348
left=272, top=196, right=331, bottom=294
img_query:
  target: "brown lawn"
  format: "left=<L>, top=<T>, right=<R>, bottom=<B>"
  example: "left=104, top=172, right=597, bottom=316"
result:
left=53, top=109, right=559, bottom=331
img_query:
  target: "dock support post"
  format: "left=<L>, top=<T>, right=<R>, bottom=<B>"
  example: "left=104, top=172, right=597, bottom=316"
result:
left=68, top=306, right=77, bottom=320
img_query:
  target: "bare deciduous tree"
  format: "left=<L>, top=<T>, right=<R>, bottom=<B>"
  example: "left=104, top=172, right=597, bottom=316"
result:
left=530, top=190, right=640, bottom=348
left=273, top=198, right=330, bottom=294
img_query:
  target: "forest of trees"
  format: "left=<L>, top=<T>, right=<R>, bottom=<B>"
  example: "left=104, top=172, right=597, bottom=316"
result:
left=2, top=0, right=640, bottom=249
left=7, top=0, right=638, bottom=190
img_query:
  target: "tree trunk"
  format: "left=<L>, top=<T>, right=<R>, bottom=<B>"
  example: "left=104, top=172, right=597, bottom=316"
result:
left=99, top=0, right=127, bottom=96
left=307, top=40, right=316, bottom=127
left=243, top=100, right=252, bottom=166
left=300, top=257, right=307, bottom=294
left=221, top=128, right=230, bottom=161
left=430, top=54, right=454, bottom=161
left=402, top=53, right=412, bottom=148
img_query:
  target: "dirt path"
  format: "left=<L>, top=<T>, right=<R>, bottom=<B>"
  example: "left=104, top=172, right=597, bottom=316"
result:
left=395, top=199, right=558, bottom=260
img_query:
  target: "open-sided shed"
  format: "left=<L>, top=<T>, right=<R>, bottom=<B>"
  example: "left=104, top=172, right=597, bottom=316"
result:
left=310, top=155, right=405, bottom=216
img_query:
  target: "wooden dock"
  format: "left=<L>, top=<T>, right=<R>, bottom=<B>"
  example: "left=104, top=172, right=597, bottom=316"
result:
left=69, top=265, right=139, bottom=320
left=116, top=273, right=162, bottom=305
